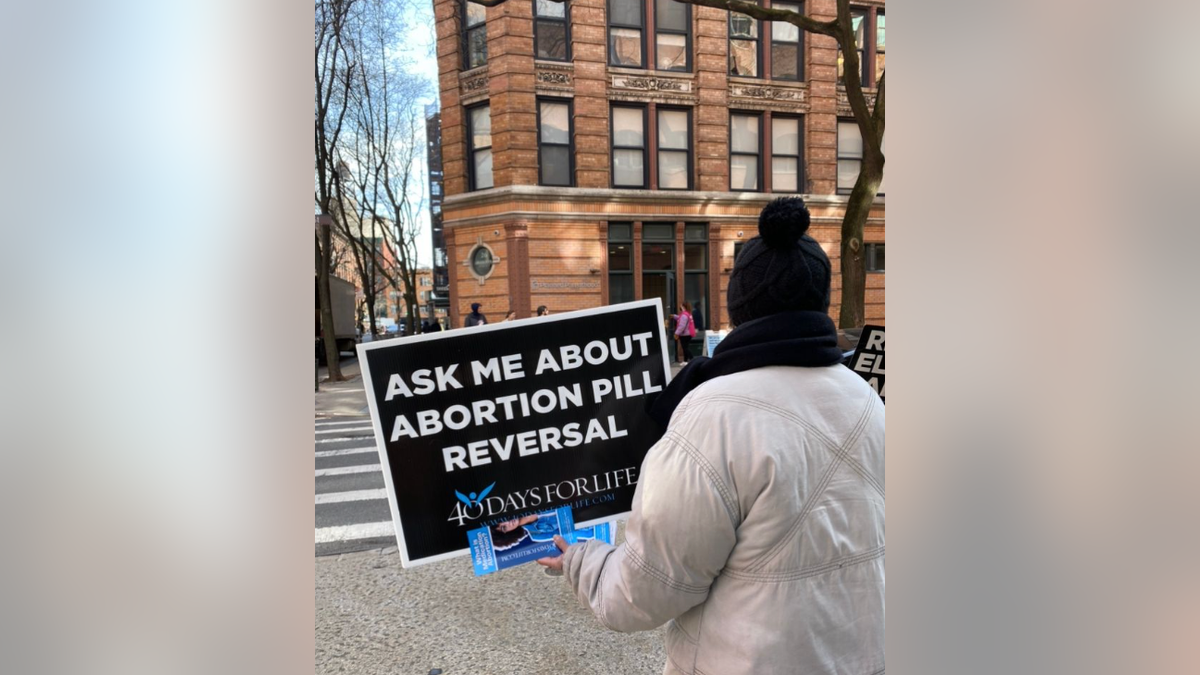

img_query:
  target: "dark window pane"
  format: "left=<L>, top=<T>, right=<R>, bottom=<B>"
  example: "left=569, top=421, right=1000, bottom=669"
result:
left=684, top=223, right=707, bottom=241
left=537, top=21, right=568, bottom=60
left=541, top=146, right=571, bottom=185
left=771, top=44, right=799, bottom=80
left=871, top=244, right=885, bottom=272
left=733, top=242, right=744, bottom=261
left=609, top=243, right=631, bottom=270
left=610, top=0, right=642, bottom=26
left=684, top=243, right=706, bottom=270
left=643, top=223, right=673, bottom=240
left=608, top=223, right=632, bottom=241
left=642, top=243, right=674, bottom=270
left=467, top=28, right=487, bottom=68
left=684, top=273, right=708, bottom=329
left=536, top=0, right=566, bottom=18
left=656, top=0, right=688, bottom=31
left=609, top=28, right=642, bottom=66
left=466, top=1, right=486, bottom=27
left=609, top=274, right=634, bottom=305
left=471, top=246, right=494, bottom=275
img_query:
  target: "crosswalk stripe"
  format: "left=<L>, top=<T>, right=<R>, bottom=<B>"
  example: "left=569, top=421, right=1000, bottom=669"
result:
left=316, top=419, right=371, bottom=428
left=315, top=446, right=376, bottom=458
left=315, top=521, right=395, bottom=544
left=316, top=435, right=375, bottom=444
left=316, top=464, right=382, bottom=477
left=316, top=425, right=373, bottom=435
left=316, top=489, right=389, bottom=505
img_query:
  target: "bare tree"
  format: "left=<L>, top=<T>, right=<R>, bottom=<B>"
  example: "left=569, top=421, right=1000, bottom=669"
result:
left=352, top=0, right=432, bottom=336
left=467, top=0, right=882, bottom=328
left=315, top=0, right=361, bottom=380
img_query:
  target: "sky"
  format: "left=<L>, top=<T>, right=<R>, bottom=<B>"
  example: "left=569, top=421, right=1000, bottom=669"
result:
left=399, top=0, right=440, bottom=268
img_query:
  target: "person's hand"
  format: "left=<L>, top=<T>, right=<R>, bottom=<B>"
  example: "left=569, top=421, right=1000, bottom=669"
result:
left=496, top=519, right=519, bottom=533
left=536, top=535, right=569, bottom=573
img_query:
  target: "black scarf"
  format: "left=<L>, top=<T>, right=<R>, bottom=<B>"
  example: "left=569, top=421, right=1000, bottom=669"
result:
left=646, top=310, right=844, bottom=432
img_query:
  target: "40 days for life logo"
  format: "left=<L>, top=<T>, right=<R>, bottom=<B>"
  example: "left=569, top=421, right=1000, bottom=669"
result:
left=447, top=467, right=638, bottom=527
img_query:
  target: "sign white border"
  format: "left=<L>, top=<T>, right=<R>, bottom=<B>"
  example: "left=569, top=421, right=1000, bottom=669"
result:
left=356, top=298, right=671, bottom=568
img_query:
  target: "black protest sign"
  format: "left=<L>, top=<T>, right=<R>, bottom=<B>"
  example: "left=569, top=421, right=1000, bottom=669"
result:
left=357, top=300, right=671, bottom=567
left=849, top=325, right=885, bottom=403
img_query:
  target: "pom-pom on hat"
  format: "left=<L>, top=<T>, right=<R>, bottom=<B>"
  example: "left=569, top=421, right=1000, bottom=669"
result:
left=726, top=197, right=831, bottom=326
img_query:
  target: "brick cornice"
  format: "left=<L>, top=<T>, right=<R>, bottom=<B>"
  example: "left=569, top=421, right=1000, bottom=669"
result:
left=444, top=184, right=879, bottom=210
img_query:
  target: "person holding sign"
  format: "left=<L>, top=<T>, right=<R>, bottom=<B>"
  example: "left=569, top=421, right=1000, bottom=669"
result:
left=538, top=198, right=885, bottom=675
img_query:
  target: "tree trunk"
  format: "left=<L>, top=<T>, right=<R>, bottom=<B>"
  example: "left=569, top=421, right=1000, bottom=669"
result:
left=317, top=221, right=345, bottom=380
left=838, top=148, right=882, bottom=330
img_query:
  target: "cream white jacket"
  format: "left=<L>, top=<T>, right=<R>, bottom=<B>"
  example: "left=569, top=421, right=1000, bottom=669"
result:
left=563, top=365, right=885, bottom=675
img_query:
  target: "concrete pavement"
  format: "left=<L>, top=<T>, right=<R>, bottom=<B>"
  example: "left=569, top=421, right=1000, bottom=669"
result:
left=316, top=355, right=370, bottom=417
left=316, top=526, right=668, bottom=675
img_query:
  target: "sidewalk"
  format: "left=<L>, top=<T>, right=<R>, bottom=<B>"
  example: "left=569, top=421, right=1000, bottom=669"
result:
left=315, top=356, right=369, bottom=417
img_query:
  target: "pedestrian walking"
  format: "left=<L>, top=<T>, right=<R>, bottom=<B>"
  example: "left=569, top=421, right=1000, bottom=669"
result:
left=536, top=305, right=550, bottom=317
left=465, top=302, right=488, bottom=327
left=670, top=301, right=696, bottom=365
left=537, top=196, right=885, bottom=675
left=501, top=309, right=518, bottom=322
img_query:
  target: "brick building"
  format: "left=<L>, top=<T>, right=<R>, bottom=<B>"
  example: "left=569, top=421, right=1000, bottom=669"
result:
left=425, top=103, right=454, bottom=326
left=434, top=0, right=884, bottom=335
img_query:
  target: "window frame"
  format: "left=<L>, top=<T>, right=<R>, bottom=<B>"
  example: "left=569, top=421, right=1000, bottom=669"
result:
left=865, top=242, right=884, bottom=273
left=466, top=102, right=493, bottom=192
left=537, top=97, right=575, bottom=187
left=769, top=1, right=804, bottom=81
left=728, top=1, right=762, bottom=78
left=874, top=9, right=884, bottom=86
left=839, top=5, right=887, bottom=87
left=655, top=106, right=693, bottom=191
left=611, top=104, right=649, bottom=189
left=729, top=111, right=763, bottom=193
left=654, top=0, right=692, bottom=72
left=607, top=223, right=635, bottom=305
left=770, top=114, right=804, bottom=193
left=607, top=0, right=646, bottom=68
left=837, top=118, right=883, bottom=196
left=462, top=0, right=488, bottom=70
left=534, top=0, right=571, bottom=62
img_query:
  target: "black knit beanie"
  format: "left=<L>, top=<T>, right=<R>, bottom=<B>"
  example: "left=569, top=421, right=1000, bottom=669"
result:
left=727, top=197, right=831, bottom=326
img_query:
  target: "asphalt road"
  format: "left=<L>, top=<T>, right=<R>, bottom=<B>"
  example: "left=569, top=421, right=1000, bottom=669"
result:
left=315, top=415, right=396, bottom=556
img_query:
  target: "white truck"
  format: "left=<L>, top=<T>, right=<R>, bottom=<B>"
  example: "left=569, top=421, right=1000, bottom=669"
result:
left=316, top=275, right=358, bottom=362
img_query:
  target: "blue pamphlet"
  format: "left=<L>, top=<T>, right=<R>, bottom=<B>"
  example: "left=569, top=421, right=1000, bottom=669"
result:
left=467, top=508, right=615, bottom=575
